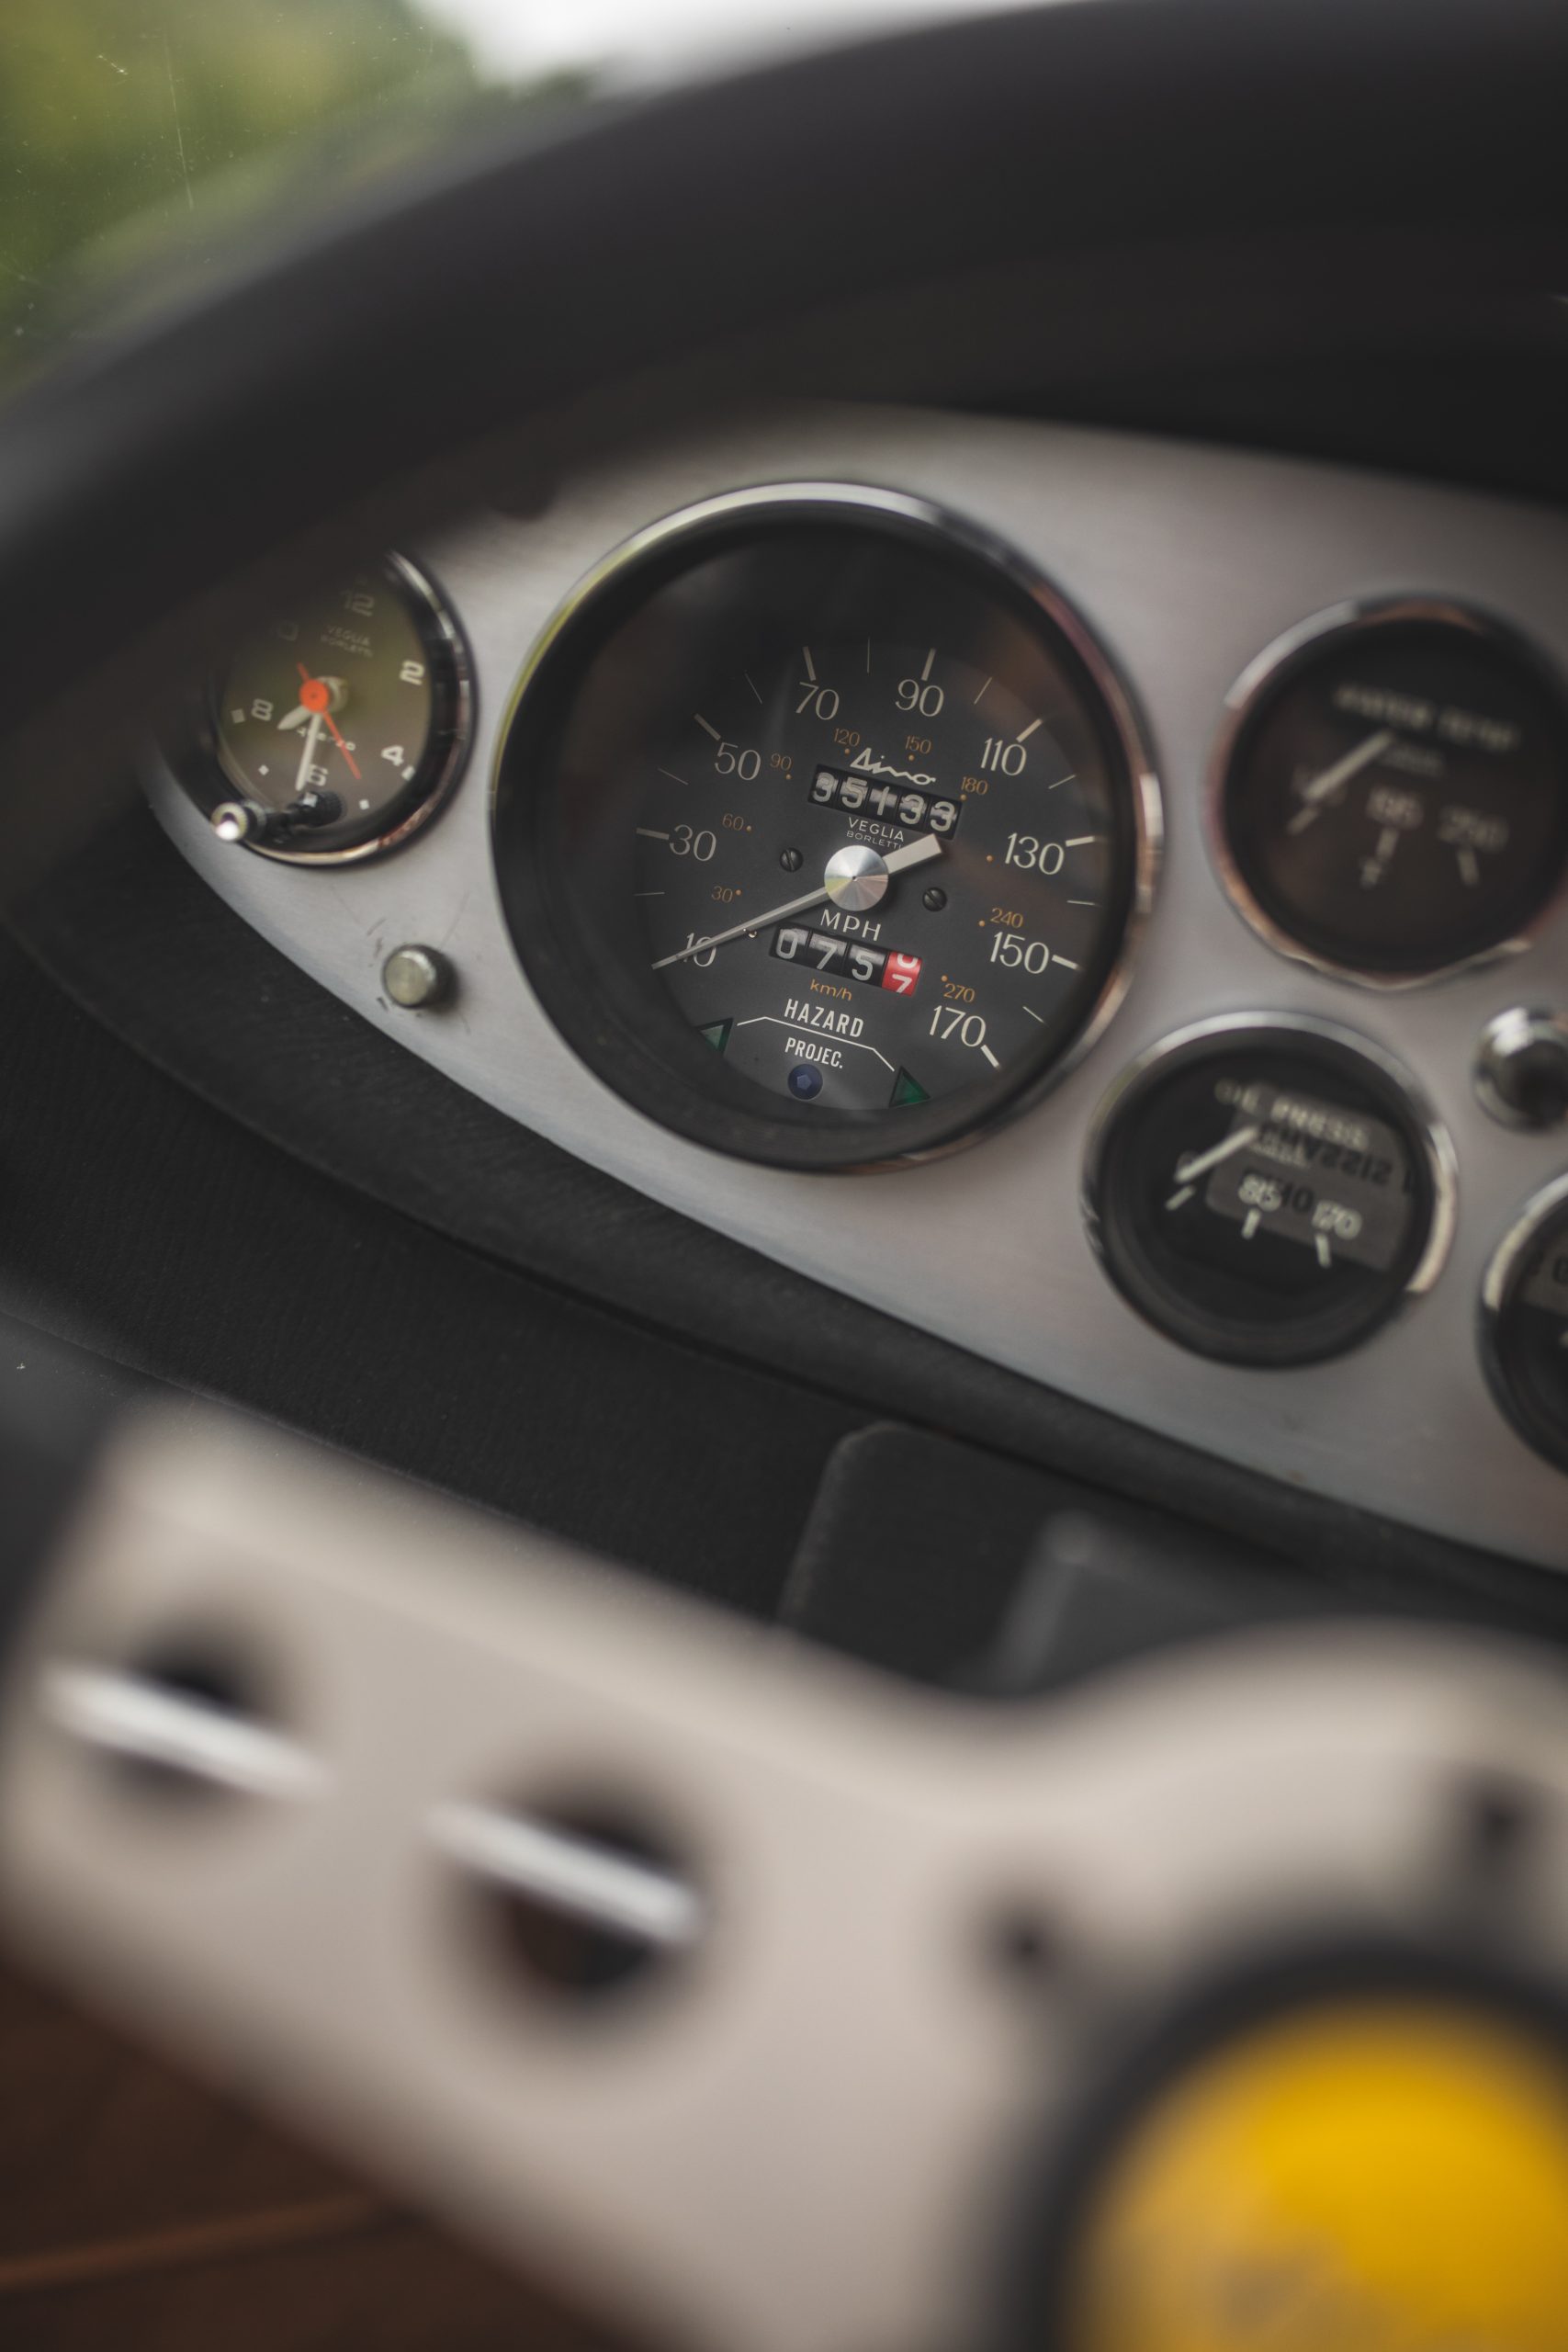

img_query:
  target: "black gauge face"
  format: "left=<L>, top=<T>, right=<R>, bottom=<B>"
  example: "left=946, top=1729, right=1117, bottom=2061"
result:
left=1482, top=1184, right=1568, bottom=1471
left=187, top=554, right=468, bottom=862
left=1087, top=1020, right=1448, bottom=1366
left=494, top=494, right=1152, bottom=1170
left=1219, top=607, right=1568, bottom=978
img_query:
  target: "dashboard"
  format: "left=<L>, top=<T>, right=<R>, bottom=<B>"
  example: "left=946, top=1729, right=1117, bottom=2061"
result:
left=144, top=403, right=1568, bottom=1576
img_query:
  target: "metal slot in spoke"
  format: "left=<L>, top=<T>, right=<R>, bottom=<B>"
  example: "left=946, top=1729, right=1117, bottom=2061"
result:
left=430, top=1800, right=702, bottom=1951
left=42, top=1664, right=321, bottom=1803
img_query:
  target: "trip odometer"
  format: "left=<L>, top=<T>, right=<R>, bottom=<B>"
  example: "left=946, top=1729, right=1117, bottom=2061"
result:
left=494, top=486, right=1157, bottom=1170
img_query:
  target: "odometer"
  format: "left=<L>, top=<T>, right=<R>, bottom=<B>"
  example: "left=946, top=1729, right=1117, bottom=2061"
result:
left=493, top=486, right=1157, bottom=1170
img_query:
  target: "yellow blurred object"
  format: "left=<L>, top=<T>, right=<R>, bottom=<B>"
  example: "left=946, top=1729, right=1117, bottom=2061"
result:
left=1063, top=1996, right=1568, bottom=2351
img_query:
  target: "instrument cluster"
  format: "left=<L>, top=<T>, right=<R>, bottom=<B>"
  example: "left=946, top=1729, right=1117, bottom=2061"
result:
left=143, top=408, right=1568, bottom=1570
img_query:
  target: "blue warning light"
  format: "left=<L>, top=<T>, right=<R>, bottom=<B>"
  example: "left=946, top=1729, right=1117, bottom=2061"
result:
left=788, top=1063, right=824, bottom=1101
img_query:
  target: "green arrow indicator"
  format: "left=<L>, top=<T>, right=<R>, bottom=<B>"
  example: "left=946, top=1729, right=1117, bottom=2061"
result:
left=890, top=1067, right=930, bottom=1108
left=698, top=1019, right=733, bottom=1054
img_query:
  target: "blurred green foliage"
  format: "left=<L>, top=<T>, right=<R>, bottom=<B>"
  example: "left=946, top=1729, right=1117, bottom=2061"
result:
left=0, top=0, right=491, bottom=385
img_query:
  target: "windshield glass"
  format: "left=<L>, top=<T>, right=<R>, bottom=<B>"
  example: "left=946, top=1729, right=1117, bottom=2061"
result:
left=0, top=0, right=989, bottom=396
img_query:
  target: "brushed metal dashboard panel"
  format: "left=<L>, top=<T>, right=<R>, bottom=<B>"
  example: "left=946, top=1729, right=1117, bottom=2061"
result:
left=148, top=406, right=1568, bottom=1573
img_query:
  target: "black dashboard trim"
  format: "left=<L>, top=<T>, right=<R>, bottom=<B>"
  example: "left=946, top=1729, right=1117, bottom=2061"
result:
left=12, top=807, right=1568, bottom=1651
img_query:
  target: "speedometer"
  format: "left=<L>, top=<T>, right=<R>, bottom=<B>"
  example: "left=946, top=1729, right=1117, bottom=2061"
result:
left=493, top=487, right=1158, bottom=1170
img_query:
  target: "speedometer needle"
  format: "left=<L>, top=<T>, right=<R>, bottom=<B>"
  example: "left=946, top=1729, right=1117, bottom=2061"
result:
left=651, top=833, right=945, bottom=968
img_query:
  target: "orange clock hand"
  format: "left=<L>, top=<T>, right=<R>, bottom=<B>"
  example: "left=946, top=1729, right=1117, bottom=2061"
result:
left=297, top=663, right=363, bottom=782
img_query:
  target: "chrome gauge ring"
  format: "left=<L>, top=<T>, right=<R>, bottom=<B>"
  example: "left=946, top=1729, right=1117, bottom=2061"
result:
left=492, top=485, right=1159, bottom=1171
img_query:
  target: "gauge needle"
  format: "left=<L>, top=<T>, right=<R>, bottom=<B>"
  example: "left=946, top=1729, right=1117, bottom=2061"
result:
left=292, top=707, right=323, bottom=800
left=297, top=663, right=361, bottom=779
left=276, top=678, right=344, bottom=733
left=1286, top=729, right=1397, bottom=833
left=651, top=833, right=945, bottom=969
left=1170, top=1123, right=1260, bottom=1193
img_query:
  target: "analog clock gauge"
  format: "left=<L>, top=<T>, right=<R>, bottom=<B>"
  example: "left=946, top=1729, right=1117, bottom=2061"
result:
left=179, top=552, right=469, bottom=864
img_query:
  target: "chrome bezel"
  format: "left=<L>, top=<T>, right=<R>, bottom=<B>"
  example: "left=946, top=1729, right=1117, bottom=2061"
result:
left=197, top=549, right=473, bottom=868
left=1206, top=596, right=1568, bottom=991
left=1478, top=1169, right=1568, bottom=1473
left=491, top=481, right=1163, bottom=1175
left=1472, top=1005, right=1568, bottom=1132
left=1082, top=1011, right=1460, bottom=1361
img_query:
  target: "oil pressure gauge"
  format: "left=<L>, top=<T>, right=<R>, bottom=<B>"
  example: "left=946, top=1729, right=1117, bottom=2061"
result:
left=1214, top=602, right=1568, bottom=982
left=1085, top=1015, right=1455, bottom=1367
left=1481, top=1176, right=1568, bottom=1472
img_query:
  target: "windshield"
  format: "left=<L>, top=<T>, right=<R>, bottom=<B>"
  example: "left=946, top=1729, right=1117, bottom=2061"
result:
left=0, top=0, right=990, bottom=396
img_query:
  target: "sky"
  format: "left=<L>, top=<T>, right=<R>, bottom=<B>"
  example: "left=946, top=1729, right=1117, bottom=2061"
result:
left=418, top=0, right=1043, bottom=93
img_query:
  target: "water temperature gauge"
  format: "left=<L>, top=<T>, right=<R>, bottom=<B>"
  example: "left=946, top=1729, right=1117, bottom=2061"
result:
left=1213, top=602, right=1568, bottom=981
left=1085, top=1015, right=1455, bottom=1366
